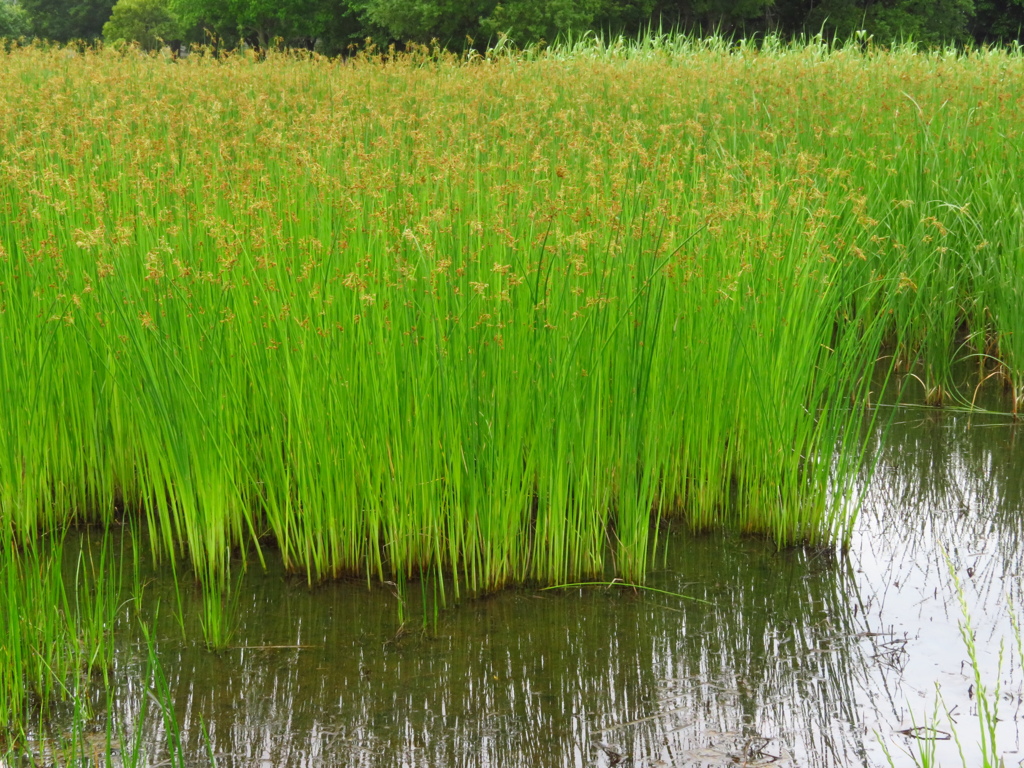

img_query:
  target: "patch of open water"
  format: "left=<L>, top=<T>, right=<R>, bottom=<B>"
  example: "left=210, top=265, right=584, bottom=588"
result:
left=24, top=403, right=1024, bottom=768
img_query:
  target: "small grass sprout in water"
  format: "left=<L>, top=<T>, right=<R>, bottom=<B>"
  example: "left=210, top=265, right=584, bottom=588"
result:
left=881, top=556, right=1023, bottom=768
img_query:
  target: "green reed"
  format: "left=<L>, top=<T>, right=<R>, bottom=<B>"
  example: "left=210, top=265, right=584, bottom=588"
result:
left=0, top=529, right=122, bottom=727
left=0, top=533, right=74, bottom=721
left=0, top=36, right=1023, bottom=725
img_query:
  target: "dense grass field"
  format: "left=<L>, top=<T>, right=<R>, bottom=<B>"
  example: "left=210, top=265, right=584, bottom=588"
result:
left=0, top=38, right=1022, bottom=728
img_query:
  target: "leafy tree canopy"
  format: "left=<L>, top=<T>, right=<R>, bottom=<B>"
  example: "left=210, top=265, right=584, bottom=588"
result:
left=22, top=0, right=114, bottom=39
left=350, top=0, right=494, bottom=44
left=807, top=0, right=977, bottom=45
left=972, top=0, right=1024, bottom=40
left=0, top=0, right=31, bottom=37
left=43, top=0, right=1024, bottom=54
left=480, top=0, right=606, bottom=43
left=103, top=0, right=181, bottom=48
left=652, top=0, right=774, bottom=32
left=170, top=0, right=319, bottom=47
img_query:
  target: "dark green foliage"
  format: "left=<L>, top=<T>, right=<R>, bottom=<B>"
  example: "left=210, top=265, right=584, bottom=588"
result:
left=806, top=0, right=977, bottom=45
left=972, top=0, right=1024, bottom=41
left=170, top=0, right=321, bottom=47
left=358, top=0, right=777, bottom=47
left=22, top=0, right=114, bottom=40
left=16, top=0, right=990, bottom=50
left=310, top=0, right=363, bottom=54
left=653, top=0, right=773, bottom=32
left=349, top=0, right=494, bottom=43
left=480, top=0, right=606, bottom=43
left=597, top=0, right=660, bottom=34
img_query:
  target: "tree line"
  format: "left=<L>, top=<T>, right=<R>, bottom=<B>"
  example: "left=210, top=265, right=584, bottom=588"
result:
left=1, top=0, right=1022, bottom=54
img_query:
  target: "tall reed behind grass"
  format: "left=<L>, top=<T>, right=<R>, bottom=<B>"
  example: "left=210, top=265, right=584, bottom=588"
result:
left=0, top=36, right=1023, bottom=724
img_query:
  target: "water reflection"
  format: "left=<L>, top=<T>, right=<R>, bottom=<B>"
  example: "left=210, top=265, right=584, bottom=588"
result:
left=51, top=403, right=1024, bottom=768
left=854, top=406, right=1024, bottom=768
left=93, top=532, right=867, bottom=768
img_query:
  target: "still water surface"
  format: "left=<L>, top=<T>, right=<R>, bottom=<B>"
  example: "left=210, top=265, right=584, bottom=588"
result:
left=50, top=406, right=1024, bottom=767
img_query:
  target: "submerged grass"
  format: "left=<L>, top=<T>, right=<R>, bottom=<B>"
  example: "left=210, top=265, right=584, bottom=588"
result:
left=0, top=37, right=1022, bottom=727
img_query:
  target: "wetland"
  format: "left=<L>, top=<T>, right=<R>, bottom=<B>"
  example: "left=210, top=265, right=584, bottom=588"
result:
left=1, top=40, right=1023, bottom=767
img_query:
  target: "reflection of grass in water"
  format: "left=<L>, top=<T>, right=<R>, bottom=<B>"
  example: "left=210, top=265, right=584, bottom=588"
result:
left=0, top=529, right=127, bottom=727
left=0, top=609, right=192, bottom=768
left=858, top=406, right=1024, bottom=577
left=541, top=578, right=712, bottom=604
left=44, top=529, right=869, bottom=767
left=881, top=558, right=1022, bottom=768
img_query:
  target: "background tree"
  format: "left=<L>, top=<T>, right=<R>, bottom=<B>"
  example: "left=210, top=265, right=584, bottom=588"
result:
left=597, top=0, right=660, bottom=34
left=103, top=0, right=182, bottom=48
left=310, top=0, right=363, bottom=54
left=806, top=0, right=977, bottom=45
left=0, top=0, right=31, bottom=37
left=21, top=0, right=1020, bottom=52
left=21, top=0, right=115, bottom=40
left=769, top=0, right=817, bottom=33
left=651, top=0, right=775, bottom=33
left=972, top=0, right=1024, bottom=41
left=348, top=0, right=494, bottom=44
left=169, top=0, right=320, bottom=48
left=480, top=0, right=605, bottom=43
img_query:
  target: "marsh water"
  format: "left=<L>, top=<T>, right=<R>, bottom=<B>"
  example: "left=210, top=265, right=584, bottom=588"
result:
left=34, top=401, right=1024, bottom=768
